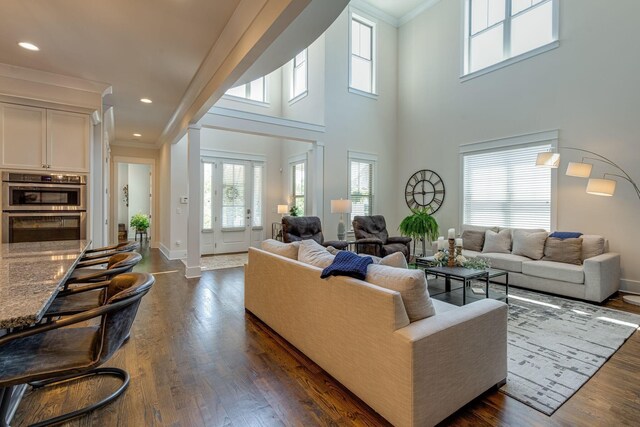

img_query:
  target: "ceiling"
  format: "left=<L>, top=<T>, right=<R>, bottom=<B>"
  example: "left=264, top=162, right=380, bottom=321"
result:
left=360, top=0, right=432, bottom=19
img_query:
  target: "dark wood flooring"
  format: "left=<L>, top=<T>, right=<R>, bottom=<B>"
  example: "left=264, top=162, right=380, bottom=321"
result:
left=12, top=248, right=640, bottom=426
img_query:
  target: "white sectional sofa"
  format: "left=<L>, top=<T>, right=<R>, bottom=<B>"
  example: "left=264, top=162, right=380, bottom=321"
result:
left=245, top=246, right=508, bottom=427
left=456, top=225, right=620, bottom=303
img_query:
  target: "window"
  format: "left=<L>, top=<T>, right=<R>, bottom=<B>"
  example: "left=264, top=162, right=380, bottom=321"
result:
left=291, top=161, right=305, bottom=216
left=202, top=162, right=213, bottom=230
left=348, top=154, right=375, bottom=226
left=252, top=163, right=263, bottom=228
left=222, top=163, right=246, bottom=229
left=349, top=12, right=376, bottom=95
left=225, top=76, right=268, bottom=103
left=464, top=0, right=557, bottom=75
left=290, top=49, right=308, bottom=100
left=462, top=140, right=553, bottom=230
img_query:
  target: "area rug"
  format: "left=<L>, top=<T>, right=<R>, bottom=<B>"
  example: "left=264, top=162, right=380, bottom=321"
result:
left=499, top=287, right=640, bottom=415
left=181, top=253, right=248, bottom=271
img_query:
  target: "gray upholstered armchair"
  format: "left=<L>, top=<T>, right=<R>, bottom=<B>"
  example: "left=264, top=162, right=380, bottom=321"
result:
left=282, top=216, right=348, bottom=250
left=352, top=215, right=412, bottom=261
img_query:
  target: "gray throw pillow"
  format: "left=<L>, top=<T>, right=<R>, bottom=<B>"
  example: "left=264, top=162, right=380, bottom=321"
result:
left=261, top=239, right=300, bottom=259
left=581, top=235, right=605, bottom=260
left=298, top=239, right=335, bottom=268
left=542, top=237, right=583, bottom=265
left=482, top=229, right=512, bottom=254
left=512, top=230, right=548, bottom=260
left=461, top=230, right=485, bottom=252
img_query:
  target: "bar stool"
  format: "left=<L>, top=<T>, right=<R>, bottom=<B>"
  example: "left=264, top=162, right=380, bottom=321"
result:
left=0, top=273, right=154, bottom=426
left=80, top=241, right=140, bottom=263
left=65, top=252, right=142, bottom=289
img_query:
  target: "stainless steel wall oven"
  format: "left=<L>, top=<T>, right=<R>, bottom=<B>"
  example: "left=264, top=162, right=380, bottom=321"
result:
left=2, top=172, right=87, bottom=243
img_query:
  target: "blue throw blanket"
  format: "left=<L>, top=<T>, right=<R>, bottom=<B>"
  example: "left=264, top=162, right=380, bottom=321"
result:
left=321, top=250, right=373, bottom=280
left=549, top=231, right=583, bottom=239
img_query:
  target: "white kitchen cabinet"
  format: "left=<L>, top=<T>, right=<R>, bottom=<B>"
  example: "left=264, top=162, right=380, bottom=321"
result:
left=0, top=102, right=91, bottom=172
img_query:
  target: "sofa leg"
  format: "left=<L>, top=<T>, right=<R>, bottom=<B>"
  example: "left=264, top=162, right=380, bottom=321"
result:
left=495, top=378, right=507, bottom=389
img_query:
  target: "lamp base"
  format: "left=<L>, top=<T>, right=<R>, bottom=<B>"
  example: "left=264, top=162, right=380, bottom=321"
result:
left=622, top=295, right=640, bottom=306
left=337, top=219, right=346, bottom=241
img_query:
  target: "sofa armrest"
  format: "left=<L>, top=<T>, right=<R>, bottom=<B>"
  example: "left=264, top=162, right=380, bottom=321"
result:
left=322, top=240, right=348, bottom=250
left=583, top=252, right=620, bottom=302
left=354, top=237, right=384, bottom=245
left=387, top=236, right=412, bottom=245
left=394, top=299, right=507, bottom=426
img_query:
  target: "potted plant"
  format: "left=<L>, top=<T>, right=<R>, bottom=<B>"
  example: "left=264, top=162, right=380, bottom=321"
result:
left=289, top=205, right=301, bottom=217
left=399, top=208, right=439, bottom=259
left=130, top=213, right=150, bottom=233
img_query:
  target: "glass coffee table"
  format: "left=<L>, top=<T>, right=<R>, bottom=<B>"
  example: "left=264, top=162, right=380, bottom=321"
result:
left=418, top=263, right=509, bottom=305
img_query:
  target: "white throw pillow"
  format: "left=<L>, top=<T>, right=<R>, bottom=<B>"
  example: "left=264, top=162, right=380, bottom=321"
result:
left=298, top=239, right=335, bottom=268
left=511, top=230, right=548, bottom=260
left=366, top=264, right=435, bottom=322
left=379, top=252, right=408, bottom=269
left=261, top=239, right=300, bottom=260
left=482, top=229, right=512, bottom=254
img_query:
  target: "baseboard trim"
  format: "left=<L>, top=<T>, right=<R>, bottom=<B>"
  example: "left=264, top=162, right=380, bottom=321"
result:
left=159, top=243, right=186, bottom=261
left=620, top=278, right=640, bottom=295
left=185, top=265, right=202, bottom=279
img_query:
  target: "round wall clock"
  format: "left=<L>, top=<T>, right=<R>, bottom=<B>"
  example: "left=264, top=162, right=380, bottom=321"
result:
left=404, top=169, right=445, bottom=213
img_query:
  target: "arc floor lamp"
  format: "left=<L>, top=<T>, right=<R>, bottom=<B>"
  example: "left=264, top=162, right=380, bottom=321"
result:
left=536, top=147, right=640, bottom=305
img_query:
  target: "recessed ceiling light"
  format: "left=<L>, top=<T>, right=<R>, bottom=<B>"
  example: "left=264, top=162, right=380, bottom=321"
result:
left=18, top=42, right=39, bottom=51
left=140, top=98, right=152, bottom=104
left=133, top=133, right=142, bottom=137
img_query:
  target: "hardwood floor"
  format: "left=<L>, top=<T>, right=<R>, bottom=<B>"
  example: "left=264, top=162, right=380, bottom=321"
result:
left=12, top=248, right=640, bottom=426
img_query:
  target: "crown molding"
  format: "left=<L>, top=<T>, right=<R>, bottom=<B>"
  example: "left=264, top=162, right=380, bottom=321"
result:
left=349, top=0, right=399, bottom=27
left=0, top=62, right=111, bottom=94
left=399, top=0, right=442, bottom=26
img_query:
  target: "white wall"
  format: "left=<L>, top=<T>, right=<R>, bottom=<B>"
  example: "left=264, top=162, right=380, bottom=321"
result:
left=127, top=164, right=151, bottom=238
left=397, top=0, right=640, bottom=290
left=169, top=135, right=189, bottom=258
left=158, top=142, right=171, bottom=253
left=117, top=163, right=129, bottom=226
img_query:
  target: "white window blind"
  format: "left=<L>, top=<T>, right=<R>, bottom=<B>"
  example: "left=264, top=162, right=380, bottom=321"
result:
left=292, top=161, right=305, bottom=216
left=202, top=162, right=213, bottom=230
left=463, top=144, right=551, bottom=230
left=291, top=49, right=307, bottom=99
left=349, top=159, right=374, bottom=226
left=252, top=164, right=263, bottom=227
left=350, top=14, right=375, bottom=94
left=222, top=163, right=245, bottom=228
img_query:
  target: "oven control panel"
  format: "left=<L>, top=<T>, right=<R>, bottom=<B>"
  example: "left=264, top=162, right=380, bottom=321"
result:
left=2, top=172, right=86, bottom=185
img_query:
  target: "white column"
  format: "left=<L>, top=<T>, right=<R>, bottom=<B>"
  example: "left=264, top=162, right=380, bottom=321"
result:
left=185, top=124, right=202, bottom=278
left=307, top=141, right=325, bottom=222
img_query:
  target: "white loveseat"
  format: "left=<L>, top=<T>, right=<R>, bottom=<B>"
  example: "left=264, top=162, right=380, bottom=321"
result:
left=456, top=225, right=620, bottom=303
left=245, top=247, right=508, bottom=427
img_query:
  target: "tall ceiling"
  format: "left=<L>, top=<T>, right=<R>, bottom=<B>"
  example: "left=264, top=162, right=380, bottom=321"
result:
left=361, top=0, right=433, bottom=19
left=0, top=0, right=349, bottom=148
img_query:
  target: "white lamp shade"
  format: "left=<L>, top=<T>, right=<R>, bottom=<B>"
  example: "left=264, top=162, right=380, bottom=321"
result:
left=331, top=199, right=352, bottom=214
left=586, top=178, right=616, bottom=196
left=277, top=204, right=289, bottom=214
left=536, top=152, right=560, bottom=168
left=565, top=162, right=593, bottom=178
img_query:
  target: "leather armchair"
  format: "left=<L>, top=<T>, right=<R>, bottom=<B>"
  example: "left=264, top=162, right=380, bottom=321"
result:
left=352, top=215, right=412, bottom=261
left=281, top=216, right=348, bottom=250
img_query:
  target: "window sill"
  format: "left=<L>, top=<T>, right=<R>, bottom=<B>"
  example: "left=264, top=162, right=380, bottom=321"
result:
left=461, top=40, right=560, bottom=83
left=220, top=94, right=270, bottom=108
left=289, top=91, right=308, bottom=106
left=348, top=86, right=378, bottom=99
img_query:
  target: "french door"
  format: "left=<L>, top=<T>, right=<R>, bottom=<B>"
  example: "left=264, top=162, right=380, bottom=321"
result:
left=201, top=158, right=265, bottom=254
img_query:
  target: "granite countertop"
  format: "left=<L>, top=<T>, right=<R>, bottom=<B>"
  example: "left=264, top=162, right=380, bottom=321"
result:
left=0, top=240, right=90, bottom=329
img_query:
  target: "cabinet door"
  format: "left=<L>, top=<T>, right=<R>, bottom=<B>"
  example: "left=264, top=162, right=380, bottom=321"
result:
left=47, top=110, right=91, bottom=172
left=0, top=103, right=47, bottom=170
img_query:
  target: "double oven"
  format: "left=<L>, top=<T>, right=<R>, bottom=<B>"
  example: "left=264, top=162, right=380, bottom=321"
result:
left=2, top=172, right=87, bottom=243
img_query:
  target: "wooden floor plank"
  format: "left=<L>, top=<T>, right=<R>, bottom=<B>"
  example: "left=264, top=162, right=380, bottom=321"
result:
left=11, top=247, right=640, bottom=426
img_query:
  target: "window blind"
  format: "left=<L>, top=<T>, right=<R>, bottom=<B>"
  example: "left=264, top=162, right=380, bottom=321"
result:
left=252, top=164, right=263, bottom=227
left=222, top=163, right=245, bottom=228
left=349, top=159, right=374, bottom=225
left=463, top=144, right=551, bottom=230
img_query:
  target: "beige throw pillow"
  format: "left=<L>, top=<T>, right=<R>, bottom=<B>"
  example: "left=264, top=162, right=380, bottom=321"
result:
left=581, top=235, right=605, bottom=260
left=366, top=265, right=435, bottom=322
left=482, top=229, right=512, bottom=254
left=512, top=230, right=548, bottom=260
left=379, top=252, right=409, bottom=269
left=298, top=239, right=335, bottom=268
left=461, top=230, right=485, bottom=252
left=542, top=237, right=583, bottom=265
left=261, top=239, right=300, bottom=260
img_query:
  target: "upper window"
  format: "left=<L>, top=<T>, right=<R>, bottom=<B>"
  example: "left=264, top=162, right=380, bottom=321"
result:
left=462, top=140, right=553, bottom=230
left=348, top=153, right=376, bottom=227
left=464, top=0, right=558, bottom=75
left=291, top=161, right=306, bottom=216
left=290, top=49, right=308, bottom=101
left=225, top=76, right=268, bottom=103
left=349, top=12, right=376, bottom=95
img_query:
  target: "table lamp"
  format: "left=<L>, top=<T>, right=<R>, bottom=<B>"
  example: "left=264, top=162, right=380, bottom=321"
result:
left=277, top=204, right=289, bottom=218
left=331, top=199, right=352, bottom=241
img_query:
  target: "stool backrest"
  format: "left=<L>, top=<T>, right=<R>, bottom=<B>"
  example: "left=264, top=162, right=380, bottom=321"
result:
left=107, top=252, right=142, bottom=270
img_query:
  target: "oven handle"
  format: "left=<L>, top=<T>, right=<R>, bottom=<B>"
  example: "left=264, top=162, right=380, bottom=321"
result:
left=2, top=212, right=86, bottom=217
left=3, top=182, right=86, bottom=189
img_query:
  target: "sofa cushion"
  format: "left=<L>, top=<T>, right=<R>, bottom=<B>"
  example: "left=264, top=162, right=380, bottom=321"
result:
left=543, top=237, right=582, bottom=265
left=298, top=239, right=335, bottom=268
left=462, top=224, right=499, bottom=233
left=320, top=251, right=373, bottom=280
left=483, top=229, right=511, bottom=254
left=379, top=252, right=408, bottom=269
left=461, top=229, right=485, bottom=252
left=511, top=230, right=548, bottom=260
left=365, top=265, right=435, bottom=322
left=462, top=249, right=481, bottom=258
left=479, top=253, right=530, bottom=273
left=261, top=239, right=300, bottom=260
left=522, top=260, right=585, bottom=284
left=581, top=235, right=606, bottom=260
